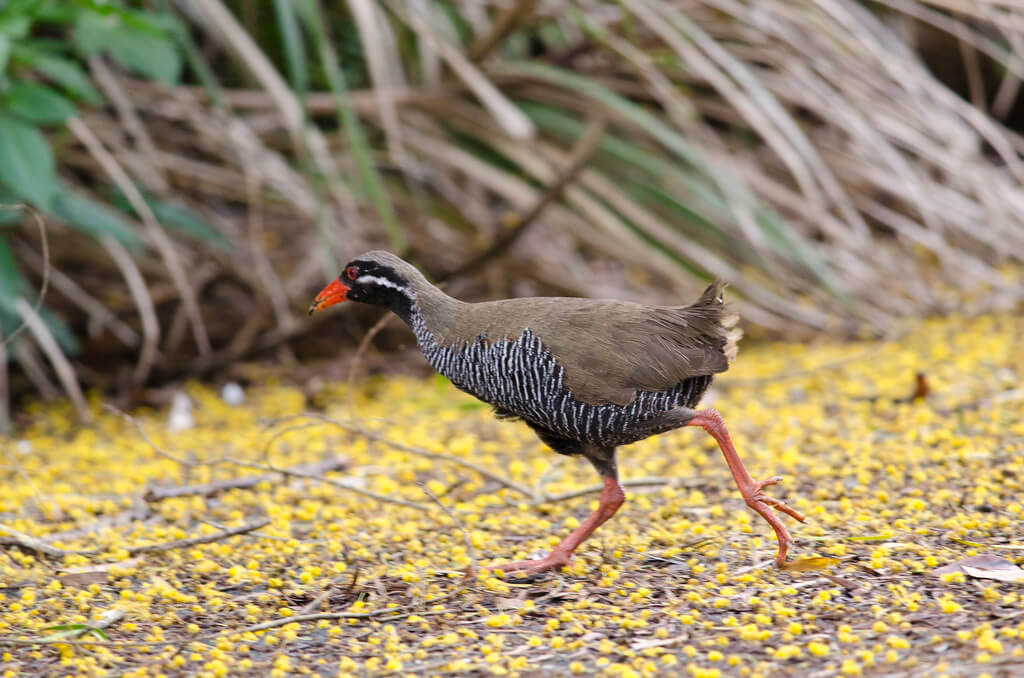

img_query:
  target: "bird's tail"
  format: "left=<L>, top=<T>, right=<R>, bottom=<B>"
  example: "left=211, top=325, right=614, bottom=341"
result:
left=692, top=280, right=742, bottom=362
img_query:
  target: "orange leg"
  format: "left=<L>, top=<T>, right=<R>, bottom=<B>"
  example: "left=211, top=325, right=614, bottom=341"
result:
left=687, top=409, right=805, bottom=567
left=491, top=476, right=625, bottom=575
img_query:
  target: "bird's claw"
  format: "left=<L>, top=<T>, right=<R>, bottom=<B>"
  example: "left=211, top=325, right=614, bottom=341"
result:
left=744, top=475, right=805, bottom=524
left=738, top=474, right=805, bottom=568
left=488, top=551, right=572, bottom=576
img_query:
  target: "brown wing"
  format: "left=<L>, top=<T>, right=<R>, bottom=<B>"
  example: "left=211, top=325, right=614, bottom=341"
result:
left=451, top=282, right=740, bottom=407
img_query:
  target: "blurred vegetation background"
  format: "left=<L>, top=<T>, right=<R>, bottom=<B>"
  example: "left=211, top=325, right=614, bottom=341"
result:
left=0, top=0, right=1022, bottom=429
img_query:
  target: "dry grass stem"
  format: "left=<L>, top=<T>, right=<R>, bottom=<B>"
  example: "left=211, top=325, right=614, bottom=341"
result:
left=67, top=117, right=211, bottom=356
left=143, top=456, right=349, bottom=501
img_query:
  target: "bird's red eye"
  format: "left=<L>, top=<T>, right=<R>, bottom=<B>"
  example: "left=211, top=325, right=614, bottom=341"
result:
left=345, top=266, right=358, bottom=281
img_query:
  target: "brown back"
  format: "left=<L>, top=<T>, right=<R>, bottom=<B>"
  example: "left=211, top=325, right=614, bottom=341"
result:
left=416, top=282, right=740, bottom=406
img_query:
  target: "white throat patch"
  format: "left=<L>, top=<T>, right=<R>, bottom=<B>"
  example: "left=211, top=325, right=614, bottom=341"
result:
left=356, top=275, right=413, bottom=298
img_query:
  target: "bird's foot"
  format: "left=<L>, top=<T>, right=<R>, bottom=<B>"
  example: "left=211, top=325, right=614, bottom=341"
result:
left=739, top=475, right=806, bottom=568
left=743, top=476, right=806, bottom=523
left=488, top=550, right=572, bottom=576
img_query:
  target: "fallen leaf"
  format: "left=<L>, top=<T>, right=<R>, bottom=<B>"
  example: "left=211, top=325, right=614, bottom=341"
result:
left=962, top=565, right=1024, bottom=582
left=822, top=573, right=869, bottom=594
left=59, top=559, right=141, bottom=587
left=780, top=557, right=840, bottom=572
left=951, top=536, right=1024, bottom=551
left=494, top=595, right=525, bottom=610
left=933, top=554, right=1024, bottom=582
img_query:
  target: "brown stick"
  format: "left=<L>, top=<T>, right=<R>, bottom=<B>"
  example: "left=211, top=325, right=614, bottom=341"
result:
left=126, top=518, right=270, bottom=556
left=1, top=519, right=269, bottom=559
left=0, top=608, right=451, bottom=648
left=439, top=117, right=607, bottom=282
left=297, top=587, right=335, bottom=616
left=421, top=484, right=476, bottom=580
left=103, top=403, right=195, bottom=468
left=67, top=116, right=212, bottom=356
left=222, top=457, right=431, bottom=511
left=538, top=476, right=702, bottom=504
left=0, top=203, right=51, bottom=349
left=271, top=413, right=534, bottom=498
left=466, top=0, right=540, bottom=62
left=345, top=311, right=394, bottom=416
left=144, top=457, right=349, bottom=501
left=1, top=506, right=149, bottom=547
left=0, top=523, right=93, bottom=558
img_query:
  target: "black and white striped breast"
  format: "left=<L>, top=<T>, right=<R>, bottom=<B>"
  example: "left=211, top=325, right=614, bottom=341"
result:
left=410, top=314, right=708, bottom=446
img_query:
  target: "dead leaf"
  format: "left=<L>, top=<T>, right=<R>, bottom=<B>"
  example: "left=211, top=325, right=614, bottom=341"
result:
left=822, top=573, right=870, bottom=594
left=950, top=537, right=1024, bottom=551
left=933, top=554, right=1024, bottom=582
left=962, top=565, right=1024, bottom=583
left=59, top=559, right=141, bottom=587
left=780, top=557, right=840, bottom=572
left=494, top=595, right=525, bottom=610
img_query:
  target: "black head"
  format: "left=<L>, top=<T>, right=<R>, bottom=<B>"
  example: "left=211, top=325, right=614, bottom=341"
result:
left=308, top=251, right=418, bottom=321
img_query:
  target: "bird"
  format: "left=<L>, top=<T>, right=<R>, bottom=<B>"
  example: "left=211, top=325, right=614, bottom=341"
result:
left=309, top=251, right=804, bottom=572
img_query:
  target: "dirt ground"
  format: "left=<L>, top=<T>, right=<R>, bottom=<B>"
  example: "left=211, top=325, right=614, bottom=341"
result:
left=2, top=312, right=1023, bottom=677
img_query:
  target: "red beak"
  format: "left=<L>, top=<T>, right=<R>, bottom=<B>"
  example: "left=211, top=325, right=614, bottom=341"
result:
left=308, top=279, right=349, bottom=315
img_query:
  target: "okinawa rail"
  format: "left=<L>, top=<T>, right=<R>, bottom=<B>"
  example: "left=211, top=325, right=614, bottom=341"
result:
left=309, top=251, right=804, bottom=573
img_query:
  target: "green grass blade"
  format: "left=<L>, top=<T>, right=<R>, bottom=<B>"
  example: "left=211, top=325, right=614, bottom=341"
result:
left=505, top=64, right=847, bottom=301
left=272, top=0, right=308, bottom=99
left=161, top=3, right=221, bottom=103
left=297, top=0, right=406, bottom=254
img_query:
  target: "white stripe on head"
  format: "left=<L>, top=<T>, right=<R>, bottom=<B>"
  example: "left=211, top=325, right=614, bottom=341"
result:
left=356, top=274, right=414, bottom=298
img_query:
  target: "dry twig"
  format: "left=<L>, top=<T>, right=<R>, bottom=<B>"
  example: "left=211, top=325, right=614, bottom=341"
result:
left=1, top=518, right=269, bottom=559
left=0, top=608, right=451, bottom=648
left=102, top=403, right=194, bottom=468
left=143, top=456, right=349, bottom=501
left=222, top=457, right=431, bottom=511
left=422, top=483, right=477, bottom=579
left=537, top=476, right=700, bottom=504
left=125, top=518, right=270, bottom=556
left=0, top=522, right=93, bottom=558
left=271, top=413, right=533, bottom=497
left=440, top=117, right=607, bottom=282
left=67, top=116, right=211, bottom=357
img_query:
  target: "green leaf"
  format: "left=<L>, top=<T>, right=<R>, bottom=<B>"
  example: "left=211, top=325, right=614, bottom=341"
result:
left=0, top=113, right=56, bottom=208
left=37, top=305, right=78, bottom=354
left=174, top=15, right=220, bottom=103
left=0, top=34, right=10, bottom=74
left=0, top=14, right=31, bottom=42
left=0, top=193, right=20, bottom=225
left=14, top=48, right=103, bottom=104
left=39, top=624, right=88, bottom=642
left=112, top=190, right=226, bottom=247
left=33, top=2, right=75, bottom=23
left=49, top=187, right=141, bottom=250
left=0, top=235, right=68, bottom=354
left=0, top=0, right=44, bottom=19
left=4, top=82, right=75, bottom=124
left=42, top=624, right=88, bottom=632
left=74, top=9, right=181, bottom=84
left=150, top=200, right=226, bottom=247
left=0, top=234, right=26, bottom=310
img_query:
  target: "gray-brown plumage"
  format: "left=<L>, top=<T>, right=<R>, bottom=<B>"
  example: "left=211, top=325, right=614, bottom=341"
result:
left=310, top=251, right=803, bottom=573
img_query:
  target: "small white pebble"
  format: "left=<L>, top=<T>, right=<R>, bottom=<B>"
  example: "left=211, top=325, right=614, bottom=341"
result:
left=16, top=440, right=32, bottom=454
left=167, top=392, right=194, bottom=432
left=221, top=382, right=245, bottom=406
